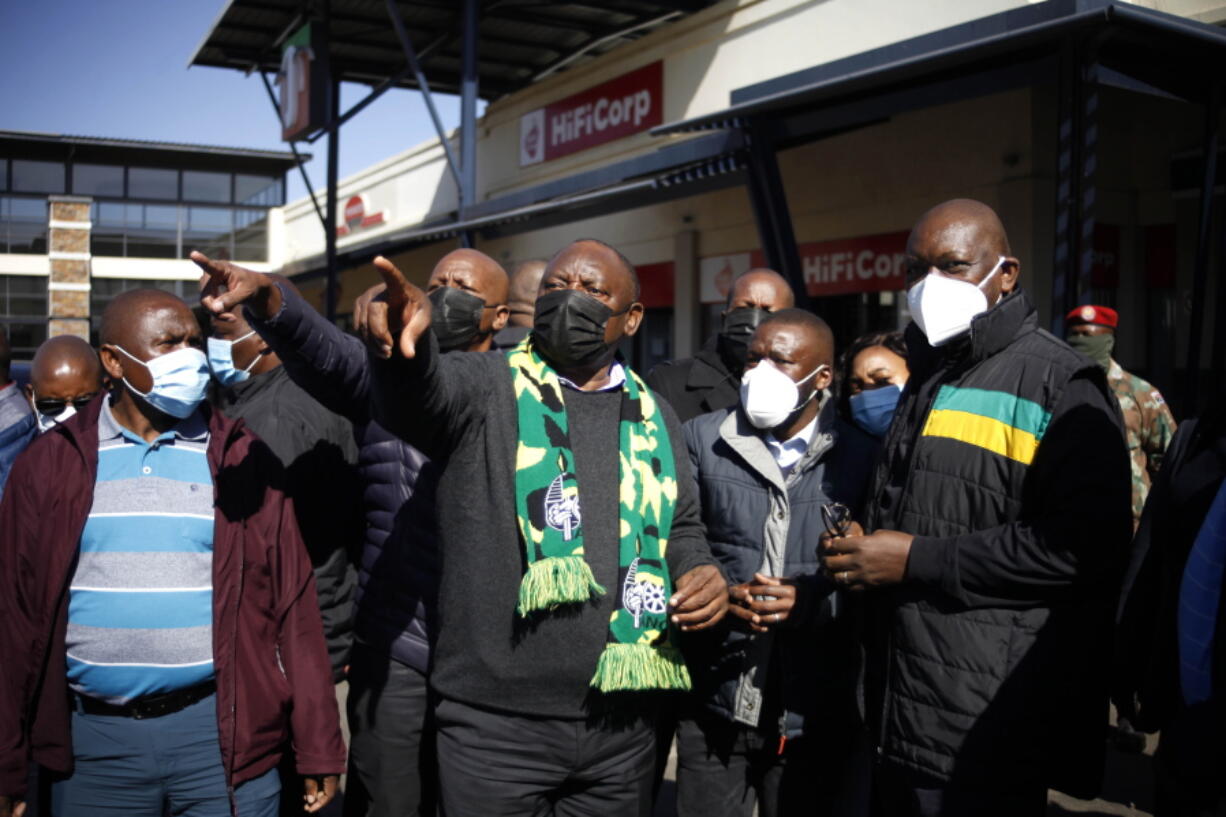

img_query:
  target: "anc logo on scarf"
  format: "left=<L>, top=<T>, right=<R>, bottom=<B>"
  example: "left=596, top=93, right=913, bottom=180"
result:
left=508, top=338, right=691, bottom=692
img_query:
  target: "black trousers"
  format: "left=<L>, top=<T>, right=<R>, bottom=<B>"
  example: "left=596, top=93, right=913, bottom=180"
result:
left=345, top=645, right=437, bottom=817
left=675, top=708, right=870, bottom=817
left=872, top=761, right=1046, bottom=817
left=434, top=697, right=655, bottom=817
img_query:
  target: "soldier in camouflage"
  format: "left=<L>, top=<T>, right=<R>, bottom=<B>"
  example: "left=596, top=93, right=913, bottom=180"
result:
left=1065, top=304, right=1177, bottom=528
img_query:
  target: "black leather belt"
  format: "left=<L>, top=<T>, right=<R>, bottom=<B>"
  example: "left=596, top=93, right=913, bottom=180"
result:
left=73, top=680, right=216, bottom=720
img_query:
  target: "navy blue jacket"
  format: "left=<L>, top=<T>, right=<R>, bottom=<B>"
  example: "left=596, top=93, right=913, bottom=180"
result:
left=248, top=287, right=437, bottom=673
left=682, top=399, right=877, bottom=738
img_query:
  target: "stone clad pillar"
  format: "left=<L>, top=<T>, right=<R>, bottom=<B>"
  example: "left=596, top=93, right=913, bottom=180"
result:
left=46, top=195, right=92, bottom=340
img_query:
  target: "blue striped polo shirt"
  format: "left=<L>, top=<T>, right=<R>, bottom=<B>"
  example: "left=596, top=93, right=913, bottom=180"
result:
left=65, top=400, right=215, bottom=704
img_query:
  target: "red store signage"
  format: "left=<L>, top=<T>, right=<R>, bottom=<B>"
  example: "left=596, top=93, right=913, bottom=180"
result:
left=519, top=62, right=663, bottom=167
left=700, top=231, right=911, bottom=300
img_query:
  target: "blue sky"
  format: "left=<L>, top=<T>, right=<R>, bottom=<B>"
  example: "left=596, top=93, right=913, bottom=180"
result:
left=0, top=0, right=462, bottom=203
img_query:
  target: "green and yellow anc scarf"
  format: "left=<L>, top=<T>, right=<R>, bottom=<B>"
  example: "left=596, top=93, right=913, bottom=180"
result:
left=507, top=338, right=691, bottom=693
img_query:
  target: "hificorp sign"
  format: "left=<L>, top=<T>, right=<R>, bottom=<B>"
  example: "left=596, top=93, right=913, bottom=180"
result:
left=520, top=62, right=663, bottom=167
left=699, top=232, right=911, bottom=302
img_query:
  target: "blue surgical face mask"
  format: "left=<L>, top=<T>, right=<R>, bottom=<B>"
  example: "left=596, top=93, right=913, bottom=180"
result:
left=115, top=345, right=210, bottom=419
left=207, top=331, right=259, bottom=386
left=850, top=384, right=902, bottom=438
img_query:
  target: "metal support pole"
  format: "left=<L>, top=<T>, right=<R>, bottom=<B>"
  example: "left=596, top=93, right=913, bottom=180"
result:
left=259, top=70, right=327, bottom=232
left=386, top=0, right=463, bottom=191
left=1186, top=81, right=1221, bottom=413
left=325, top=76, right=340, bottom=321
left=743, top=120, right=804, bottom=303
left=1051, top=38, right=1097, bottom=332
left=458, top=0, right=479, bottom=247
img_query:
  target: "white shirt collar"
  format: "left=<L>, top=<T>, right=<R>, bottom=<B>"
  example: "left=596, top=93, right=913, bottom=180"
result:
left=764, top=412, right=819, bottom=474
left=557, top=361, right=626, bottom=393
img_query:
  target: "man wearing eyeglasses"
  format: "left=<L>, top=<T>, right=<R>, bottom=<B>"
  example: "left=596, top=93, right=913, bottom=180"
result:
left=678, top=308, right=877, bottom=817
left=25, top=335, right=104, bottom=434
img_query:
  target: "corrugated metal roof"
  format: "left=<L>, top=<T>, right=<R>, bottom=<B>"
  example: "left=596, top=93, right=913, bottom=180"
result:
left=190, top=0, right=720, bottom=100
left=0, top=129, right=303, bottom=163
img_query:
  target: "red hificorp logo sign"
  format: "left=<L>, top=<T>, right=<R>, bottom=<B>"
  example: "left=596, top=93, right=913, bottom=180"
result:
left=520, top=61, right=663, bottom=167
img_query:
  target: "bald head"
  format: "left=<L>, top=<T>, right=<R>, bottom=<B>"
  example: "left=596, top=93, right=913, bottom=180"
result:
left=28, top=334, right=103, bottom=405
left=727, top=268, right=795, bottom=312
left=428, top=249, right=509, bottom=305
left=425, top=248, right=510, bottom=352
left=905, top=198, right=1020, bottom=306
left=507, top=259, right=548, bottom=327
left=758, top=308, right=835, bottom=369
left=100, top=289, right=194, bottom=349
left=545, top=239, right=640, bottom=305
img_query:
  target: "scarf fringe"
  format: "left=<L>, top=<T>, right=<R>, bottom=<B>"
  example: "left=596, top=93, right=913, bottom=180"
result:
left=516, top=556, right=607, bottom=616
left=589, top=643, right=692, bottom=692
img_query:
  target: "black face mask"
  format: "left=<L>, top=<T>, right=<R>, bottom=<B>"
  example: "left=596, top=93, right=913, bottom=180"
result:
left=429, top=287, right=491, bottom=352
left=717, top=306, right=768, bottom=371
left=532, top=289, right=625, bottom=370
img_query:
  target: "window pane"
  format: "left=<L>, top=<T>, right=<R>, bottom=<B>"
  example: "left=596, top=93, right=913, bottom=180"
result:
left=233, top=210, right=268, bottom=261
left=126, top=204, right=178, bottom=258
left=10, top=160, right=64, bottom=193
left=128, top=167, right=178, bottom=200
left=182, top=170, right=231, bottom=203
left=2, top=321, right=47, bottom=359
left=235, top=174, right=281, bottom=206
left=3, top=197, right=48, bottom=254
left=183, top=206, right=233, bottom=259
left=73, top=164, right=125, bottom=197
left=0, top=159, right=7, bottom=191
left=7, top=296, right=46, bottom=317
left=7, top=275, right=45, bottom=294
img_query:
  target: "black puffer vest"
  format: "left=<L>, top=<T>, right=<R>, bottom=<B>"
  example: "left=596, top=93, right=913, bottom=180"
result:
left=866, top=290, right=1115, bottom=796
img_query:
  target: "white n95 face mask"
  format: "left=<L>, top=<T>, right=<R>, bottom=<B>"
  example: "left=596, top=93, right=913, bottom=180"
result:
left=739, top=360, right=826, bottom=430
left=906, top=256, right=1004, bottom=347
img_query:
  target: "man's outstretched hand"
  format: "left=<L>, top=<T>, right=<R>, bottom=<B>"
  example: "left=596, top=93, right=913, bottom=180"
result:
left=191, top=251, right=280, bottom=319
left=354, top=256, right=431, bottom=359
left=669, top=564, right=728, bottom=632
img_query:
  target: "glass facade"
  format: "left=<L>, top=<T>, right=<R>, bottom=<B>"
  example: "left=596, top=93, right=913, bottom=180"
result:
left=89, top=201, right=267, bottom=261
left=0, top=158, right=284, bottom=262
left=0, top=275, right=49, bottom=358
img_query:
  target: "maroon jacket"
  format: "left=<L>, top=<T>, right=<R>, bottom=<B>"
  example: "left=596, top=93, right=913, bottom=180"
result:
left=0, top=395, right=346, bottom=800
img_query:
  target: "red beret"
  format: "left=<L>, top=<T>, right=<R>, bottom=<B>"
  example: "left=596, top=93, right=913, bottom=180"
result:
left=1065, top=304, right=1118, bottom=328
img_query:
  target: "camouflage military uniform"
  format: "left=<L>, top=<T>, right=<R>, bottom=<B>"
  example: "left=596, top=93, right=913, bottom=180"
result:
left=1107, top=360, right=1177, bottom=526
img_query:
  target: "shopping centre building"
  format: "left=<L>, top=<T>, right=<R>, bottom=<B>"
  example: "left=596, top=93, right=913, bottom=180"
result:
left=5, top=0, right=1224, bottom=414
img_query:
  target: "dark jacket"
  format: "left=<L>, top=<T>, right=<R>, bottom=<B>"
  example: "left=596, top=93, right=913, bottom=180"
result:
left=864, top=290, right=1131, bottom=797
left=247, top=287, right=438, bottom=674
left=0, top=395, right=346, bottom=801
left=217, top=365, right=362, bottom=681
left=683, top=399, right=877, bottom=739
left=647, top=336, right=740, bottom=423
left=0, top=382, right=35, bottom=504
left=1116, top=415, right=1226, bottom=796
left=369, top=332, right=718, bottom=718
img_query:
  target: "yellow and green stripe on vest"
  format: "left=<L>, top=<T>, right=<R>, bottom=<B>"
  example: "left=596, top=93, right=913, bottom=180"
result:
left=921, top=386, right=1052, bottom=465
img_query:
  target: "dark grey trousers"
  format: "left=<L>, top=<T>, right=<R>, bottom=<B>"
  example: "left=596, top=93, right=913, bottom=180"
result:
left=675, top=708, right=869, bottom=817
left=434, top=697, right=656, bottom=817
left=345, top=645, right=436, bottom=817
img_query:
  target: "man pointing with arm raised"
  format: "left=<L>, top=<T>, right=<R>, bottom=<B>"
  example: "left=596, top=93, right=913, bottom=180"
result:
left=199, top=239, right=727, bottom=817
